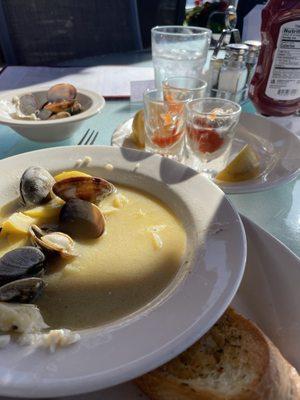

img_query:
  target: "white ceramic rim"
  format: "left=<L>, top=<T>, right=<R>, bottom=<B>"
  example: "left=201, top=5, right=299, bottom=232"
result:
left=0, top=145, right=246, bottom=398
left=0, top=87, right=105, bottom=126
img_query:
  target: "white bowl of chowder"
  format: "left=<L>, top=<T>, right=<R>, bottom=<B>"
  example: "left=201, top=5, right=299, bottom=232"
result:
left=0, top=145, right=246, bottom=398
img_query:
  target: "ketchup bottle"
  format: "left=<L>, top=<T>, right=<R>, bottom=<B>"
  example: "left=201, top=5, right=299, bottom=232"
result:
left=249, top=0, right=300, bottom=116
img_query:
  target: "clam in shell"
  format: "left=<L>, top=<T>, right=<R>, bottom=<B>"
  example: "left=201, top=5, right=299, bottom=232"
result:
left=49, top=111, right=71, bottom=120
left=44, top=99, right=75, bottom=114
left=20, top=166, right=55, bottom=205
left=52, top=176, right=115, bottom=204
left=29, top=225, right=78, bottom=259
left=47, top=83, right=77, bottom=103
left=59, top=199, right=105, bottom=239
left=0, top=246, right=45, bottom=286
left=0, top=277, right=45, bottom=303
left=18, top=93, right=38, bottom=116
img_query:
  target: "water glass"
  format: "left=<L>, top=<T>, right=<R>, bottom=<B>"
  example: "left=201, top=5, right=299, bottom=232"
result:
left=185, top=98, right=241, bottom=177
left=143, top=89, right=188, bottom=160
left=151, top=26, right=211, bottom=89
left=162, top=76, right=207, bottom=102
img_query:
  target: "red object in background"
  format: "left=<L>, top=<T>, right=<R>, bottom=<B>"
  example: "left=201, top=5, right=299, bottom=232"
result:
left=188, top=128, right=224, bottom=153
left=249, top=0, right=300, bottom=116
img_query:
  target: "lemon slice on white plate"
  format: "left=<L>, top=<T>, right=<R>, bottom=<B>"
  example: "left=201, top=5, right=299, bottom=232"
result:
left=215, top=145, right=260, bottom=183
left=130, top=109, right=145, bottom=148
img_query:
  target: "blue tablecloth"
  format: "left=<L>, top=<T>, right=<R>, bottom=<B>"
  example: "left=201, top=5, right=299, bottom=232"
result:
left=0, top=54, right=299, bottom=257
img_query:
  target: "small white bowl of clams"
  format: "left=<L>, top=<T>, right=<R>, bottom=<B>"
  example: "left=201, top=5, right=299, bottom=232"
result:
left=0, top=83, right=105, bottom=142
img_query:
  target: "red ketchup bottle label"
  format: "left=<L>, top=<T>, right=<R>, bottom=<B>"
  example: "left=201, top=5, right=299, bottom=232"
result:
left=265, top=21, right=300, bottom=101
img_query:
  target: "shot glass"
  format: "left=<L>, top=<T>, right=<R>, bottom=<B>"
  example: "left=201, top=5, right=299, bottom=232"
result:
left=162, top=76, right=207, bottom=102
left=185, top=98, right=241, bottom=178
left=143, top=89, right=188, bottom=160
left=151, top=26, right=211, bottom=89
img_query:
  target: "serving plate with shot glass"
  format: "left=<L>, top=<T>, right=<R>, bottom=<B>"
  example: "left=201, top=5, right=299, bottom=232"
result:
left=112, top=112, right=300, bottom=194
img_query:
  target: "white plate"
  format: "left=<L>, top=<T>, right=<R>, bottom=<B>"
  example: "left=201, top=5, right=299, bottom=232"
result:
left=112, top=113, right=300, bottom=194
left=0, top=145, right=246, bottom=398
left=1, top=216, right=298, bottom=400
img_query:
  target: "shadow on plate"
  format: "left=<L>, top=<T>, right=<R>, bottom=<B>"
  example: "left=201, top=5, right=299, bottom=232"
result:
left=159, top=157, right=198, bottom=185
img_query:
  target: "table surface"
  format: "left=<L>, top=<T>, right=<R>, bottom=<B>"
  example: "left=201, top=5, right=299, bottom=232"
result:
left=0, top=52, right=299, bottom=258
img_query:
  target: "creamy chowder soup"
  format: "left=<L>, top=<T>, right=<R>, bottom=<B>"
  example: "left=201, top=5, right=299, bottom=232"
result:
left=0, top=185, right=186, bottom=330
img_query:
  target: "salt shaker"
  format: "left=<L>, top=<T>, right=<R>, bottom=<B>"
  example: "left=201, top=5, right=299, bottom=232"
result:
left=218, top=44, right=249, bottom=93
left=244, top=40, right=261, bottom=84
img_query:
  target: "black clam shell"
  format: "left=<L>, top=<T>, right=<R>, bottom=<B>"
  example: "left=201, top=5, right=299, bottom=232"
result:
left=0, top=277, right=45, bottom=303
left=0, top=246, right=45, bottom=286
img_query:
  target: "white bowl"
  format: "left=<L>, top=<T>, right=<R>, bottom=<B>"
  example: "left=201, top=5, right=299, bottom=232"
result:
left=0, top=146, right=246, bottom=398
left=0, top=87, right=105, bottom=142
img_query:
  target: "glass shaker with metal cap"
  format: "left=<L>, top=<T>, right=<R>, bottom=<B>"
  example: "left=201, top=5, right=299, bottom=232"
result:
left=244, top=40, right=261, bottom=84
left=218, top=43, right=249, bottom=93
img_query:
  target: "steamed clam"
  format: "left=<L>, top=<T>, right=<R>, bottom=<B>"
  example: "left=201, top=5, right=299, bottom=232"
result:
left=29, top=225, right=77, bottom=259
left=35, top=108, right=52, bottom=120
left=49, top=111, right=71, bottom=120
left=0, top=277, right=45, bottom=303
left=12, top=83, right=83, bottom=121
left=20, top=166, right=55, bottom=205
left=59, top=199, right=105, bottom=239
left=18, top=94, right=38, bottom=116
left=53, top=176, right=115, bottom=204
left=0, top=246, right=45, bottom=286
left=70, top=101, right=82, bottom=115
left=44, top=83, right=77, bottom=115
left=44, top=100, right=75, bottom=114
left=47, top=83, right=77, bottom=103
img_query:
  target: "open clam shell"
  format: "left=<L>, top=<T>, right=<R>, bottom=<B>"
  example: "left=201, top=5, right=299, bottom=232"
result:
left=44, top=99, right=75, bottom=114
left=47, top=83, right=77, bottom=103
left=52, top=176, right=115, bottom=204
left=30, top=225, right=78, bottom=259
left=0, top=277, right=45, bottom=303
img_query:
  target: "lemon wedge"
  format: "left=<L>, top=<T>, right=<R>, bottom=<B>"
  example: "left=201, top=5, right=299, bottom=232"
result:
left=1, top=212, right=35, bottom=237
left=215, top=145, right=260, bottom=182
left=131, top=109, right=145, bottom=148
left=54, top=170, right=91, bottom=182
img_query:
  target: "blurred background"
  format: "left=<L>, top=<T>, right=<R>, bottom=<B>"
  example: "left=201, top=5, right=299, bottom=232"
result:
left=0, top=0, right=265, bottom=66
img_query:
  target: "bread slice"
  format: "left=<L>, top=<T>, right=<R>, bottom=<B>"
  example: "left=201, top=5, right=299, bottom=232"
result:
left=136, top=308, right=300, bottom=400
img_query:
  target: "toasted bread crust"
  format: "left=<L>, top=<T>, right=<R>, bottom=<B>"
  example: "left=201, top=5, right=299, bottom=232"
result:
left=136, top=309, right=300, bottom=400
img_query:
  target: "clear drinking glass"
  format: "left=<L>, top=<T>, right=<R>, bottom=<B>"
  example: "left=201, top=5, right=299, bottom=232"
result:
left=143, top=89, right=188, bottom=160
left=162, top=76, right=207, bottom=102
left=185, top=98, right=241, bottom=178
left=151, top=26, right=211, bottom=89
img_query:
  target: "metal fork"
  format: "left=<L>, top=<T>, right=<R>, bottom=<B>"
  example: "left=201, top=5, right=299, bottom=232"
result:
left=77, top=129, right=99, bottom=145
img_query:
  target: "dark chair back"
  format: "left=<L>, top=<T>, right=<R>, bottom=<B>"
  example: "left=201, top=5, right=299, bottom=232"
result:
left=137, top=0, right=186, bottom=48
left=0, top=0, right=143, bottom=65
